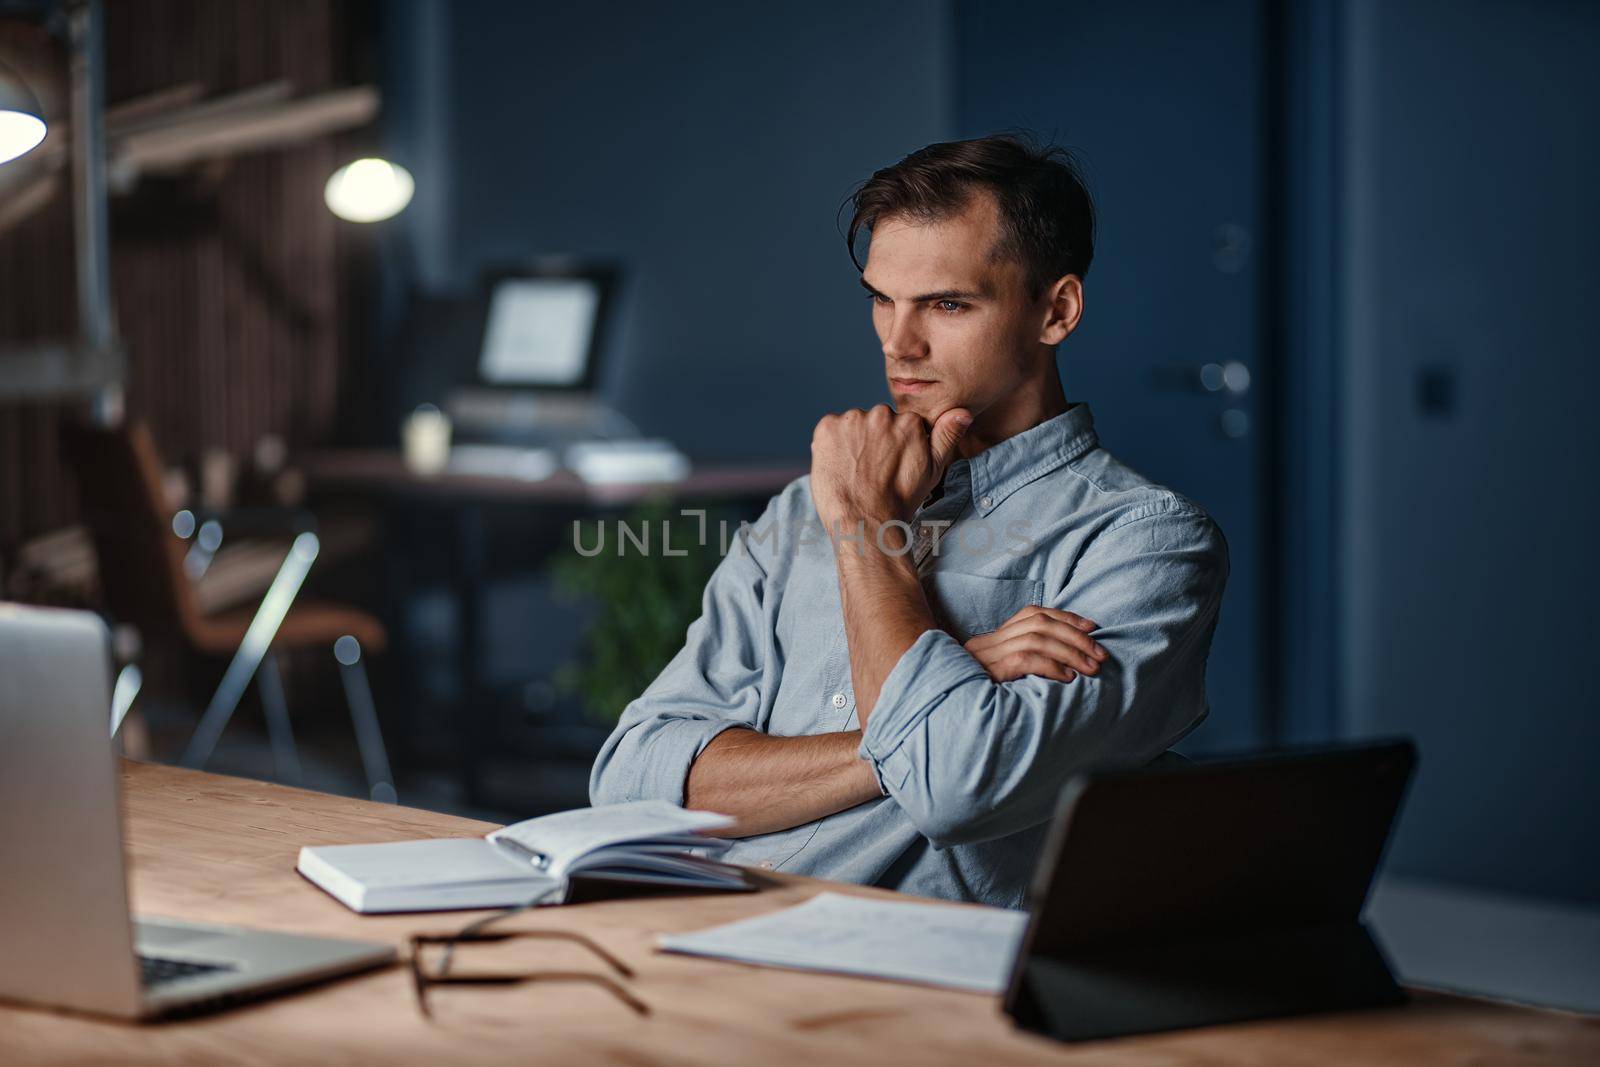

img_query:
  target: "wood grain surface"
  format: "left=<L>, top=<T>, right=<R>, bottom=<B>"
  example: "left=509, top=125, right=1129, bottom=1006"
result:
left=1, top=761, right=1595, bottom=1066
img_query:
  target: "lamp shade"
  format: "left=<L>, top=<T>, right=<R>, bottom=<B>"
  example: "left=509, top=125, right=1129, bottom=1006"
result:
left=0, top=61, right=47, bottom=167
left=323, top=157, right=414, bottom=222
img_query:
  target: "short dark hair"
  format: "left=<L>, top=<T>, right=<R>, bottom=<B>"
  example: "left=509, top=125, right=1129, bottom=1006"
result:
left=847, top=133, right=1096, bottom=296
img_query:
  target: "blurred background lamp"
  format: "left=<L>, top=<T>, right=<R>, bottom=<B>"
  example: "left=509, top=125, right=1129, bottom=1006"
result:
left=0, top=62, right=47, bottom=167
left=323, top=157, right=414, bottom=222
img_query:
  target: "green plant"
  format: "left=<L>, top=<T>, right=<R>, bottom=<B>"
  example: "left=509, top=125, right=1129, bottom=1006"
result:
left=550, top=500, right=727, bottom=724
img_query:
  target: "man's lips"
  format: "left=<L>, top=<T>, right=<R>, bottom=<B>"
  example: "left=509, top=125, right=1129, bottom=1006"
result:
left=890, top=377, right=938, bottom=392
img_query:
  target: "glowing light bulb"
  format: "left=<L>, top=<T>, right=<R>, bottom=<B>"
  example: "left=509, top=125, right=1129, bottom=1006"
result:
left=323, top=157, right=414, bottom=223
left=0, top=110, right=46, bottom=166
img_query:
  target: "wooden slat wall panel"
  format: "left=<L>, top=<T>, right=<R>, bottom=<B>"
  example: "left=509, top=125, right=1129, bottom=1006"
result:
left=0, top=18, right=76, bottom=552
left=0, top=0, right=359, bottom=556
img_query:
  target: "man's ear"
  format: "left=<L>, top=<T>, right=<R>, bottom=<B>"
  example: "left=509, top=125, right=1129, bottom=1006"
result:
left=1039, top=274, right=1084, bottom=346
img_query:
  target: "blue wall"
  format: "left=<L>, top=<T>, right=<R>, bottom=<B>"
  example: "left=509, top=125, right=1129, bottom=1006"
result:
left=389, top=0, right=951, bottom=461
left=950, top=0, right=1600, bottom=907
left=952, top=0, right=1268, bottom=755
left=1338, top=0, right=1600, bottom=904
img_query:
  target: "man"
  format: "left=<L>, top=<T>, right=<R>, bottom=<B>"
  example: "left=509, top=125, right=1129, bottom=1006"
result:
left=590, top=135, right=1228, bottom=908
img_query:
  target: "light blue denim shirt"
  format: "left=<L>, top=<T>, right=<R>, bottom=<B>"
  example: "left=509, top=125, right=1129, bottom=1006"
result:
left=589, top=404, right=1228, bottom=908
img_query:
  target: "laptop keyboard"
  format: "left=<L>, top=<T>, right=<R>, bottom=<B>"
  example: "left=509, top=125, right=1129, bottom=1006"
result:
left=138, top=954, right=236, bottom=988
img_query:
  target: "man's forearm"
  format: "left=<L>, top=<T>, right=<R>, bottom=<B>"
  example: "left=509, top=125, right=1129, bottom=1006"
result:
left=834, top=524, right=939, bottom=726
left=685, top=727, right=882, bottom=838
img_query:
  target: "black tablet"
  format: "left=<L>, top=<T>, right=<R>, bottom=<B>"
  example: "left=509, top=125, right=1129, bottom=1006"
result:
left=1005, top=739, right=1417, bottom=1042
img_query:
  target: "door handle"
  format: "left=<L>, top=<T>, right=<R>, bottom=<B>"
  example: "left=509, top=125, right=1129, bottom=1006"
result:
left=1151, top=361, right=1251, bottom=396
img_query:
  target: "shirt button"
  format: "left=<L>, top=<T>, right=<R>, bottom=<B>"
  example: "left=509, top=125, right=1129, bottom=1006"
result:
left=758, top=860, right=775, bottom=870
left=979, top=495, right=994, bottom=509
left=831, top=692, right=848, bottom=709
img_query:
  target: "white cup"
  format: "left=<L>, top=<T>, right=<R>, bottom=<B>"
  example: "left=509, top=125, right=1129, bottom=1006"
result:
left=402, top=405, right=452, bottom=476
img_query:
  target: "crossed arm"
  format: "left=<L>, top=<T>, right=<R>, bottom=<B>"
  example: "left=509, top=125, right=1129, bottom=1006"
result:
left=686, top=533, right=1109, bottom=838
left=594, top=408, right=1224, bottom=845
left=593, top=500, right=1221, bottom=845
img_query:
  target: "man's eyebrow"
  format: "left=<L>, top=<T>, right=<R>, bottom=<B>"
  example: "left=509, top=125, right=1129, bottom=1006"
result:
left=859, top=278, right=988, bottom=302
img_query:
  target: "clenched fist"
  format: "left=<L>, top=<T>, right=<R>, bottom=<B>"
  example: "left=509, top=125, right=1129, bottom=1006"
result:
left=809, top=404, right=972, bottom=533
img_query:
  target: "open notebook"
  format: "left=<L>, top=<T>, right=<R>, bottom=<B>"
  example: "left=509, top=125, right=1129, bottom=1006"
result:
left=297, top=801, right=752, bottom=913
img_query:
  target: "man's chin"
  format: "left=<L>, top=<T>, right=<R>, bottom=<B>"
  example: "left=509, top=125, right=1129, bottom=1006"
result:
left=890, top=390, right=938, bottom=417
left=891, top=393, right=967, bottom=423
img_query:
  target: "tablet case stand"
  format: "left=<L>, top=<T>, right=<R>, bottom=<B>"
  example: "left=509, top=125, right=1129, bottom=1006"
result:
left=1003, top=741, right=1418, bottom=1043
left=1010, top=916, right=1405, bottom=1041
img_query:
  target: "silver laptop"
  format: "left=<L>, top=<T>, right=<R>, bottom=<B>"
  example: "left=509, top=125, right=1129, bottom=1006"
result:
left=0, top=602, right=395, bottom=1020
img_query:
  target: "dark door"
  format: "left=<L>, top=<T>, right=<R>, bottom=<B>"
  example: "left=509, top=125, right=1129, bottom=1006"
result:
left=956, top=0, right=1266, bottom=751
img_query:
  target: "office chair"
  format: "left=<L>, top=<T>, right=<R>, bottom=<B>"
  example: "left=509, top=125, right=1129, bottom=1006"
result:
left=63, top=420, right=397, bottom=803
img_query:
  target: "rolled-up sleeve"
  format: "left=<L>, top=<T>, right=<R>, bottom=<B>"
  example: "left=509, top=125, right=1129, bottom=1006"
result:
left=859, top=508, right=1228, bottom=848
left=588, top=523, right=770, bottom=807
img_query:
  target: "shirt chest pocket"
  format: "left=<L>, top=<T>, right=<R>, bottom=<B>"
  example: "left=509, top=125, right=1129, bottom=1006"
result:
left=925, top=571, right=1045, bottom=643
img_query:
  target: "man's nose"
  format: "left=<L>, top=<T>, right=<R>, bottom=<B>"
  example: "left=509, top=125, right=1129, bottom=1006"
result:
left=882, top=311, right=929, bottom=362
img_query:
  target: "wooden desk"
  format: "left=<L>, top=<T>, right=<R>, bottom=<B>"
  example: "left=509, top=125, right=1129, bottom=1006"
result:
left=4, top=763, right=1595, bottom=1066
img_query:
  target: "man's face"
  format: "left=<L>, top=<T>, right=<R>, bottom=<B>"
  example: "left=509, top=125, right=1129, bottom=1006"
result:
left=860, top=191, right=1043, bottom=423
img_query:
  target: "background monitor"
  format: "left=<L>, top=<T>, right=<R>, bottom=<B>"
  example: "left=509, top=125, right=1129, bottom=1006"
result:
left=476, top=265, right=615, bottom=392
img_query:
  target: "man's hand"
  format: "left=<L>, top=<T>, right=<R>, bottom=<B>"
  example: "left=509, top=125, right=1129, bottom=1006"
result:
left=810, top=404, right=971, bottom=532
left=962, top=605, right=1109, bottom=683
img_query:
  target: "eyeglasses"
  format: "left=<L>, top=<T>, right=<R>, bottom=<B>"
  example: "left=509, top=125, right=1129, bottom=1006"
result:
left=408, top=898, right=649, bottom=1019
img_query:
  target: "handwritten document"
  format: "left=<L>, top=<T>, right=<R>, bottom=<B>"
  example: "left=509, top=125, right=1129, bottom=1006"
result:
left=658, top=891, right=1029, bottom=993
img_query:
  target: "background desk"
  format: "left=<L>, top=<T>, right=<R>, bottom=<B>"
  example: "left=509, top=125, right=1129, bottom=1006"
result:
left=304, top=451, right=805, bottom=811
left=304, top=450, right=806, bottom=506
left=4, top=764, right=1597, bottom=1065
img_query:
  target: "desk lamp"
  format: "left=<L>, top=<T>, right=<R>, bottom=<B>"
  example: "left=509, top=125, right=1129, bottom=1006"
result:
left=0, top=58, right=46, bottom=166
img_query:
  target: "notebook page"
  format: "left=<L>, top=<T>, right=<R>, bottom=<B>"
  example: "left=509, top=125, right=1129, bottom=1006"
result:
left=573, top=850, right=748, bottom=886
left=487, top=800, right=733, bottom=878
left=658, top=892, right=1029, bottom=993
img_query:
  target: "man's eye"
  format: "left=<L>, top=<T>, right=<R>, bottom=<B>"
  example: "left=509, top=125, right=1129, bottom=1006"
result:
left=867, top=292, right=891, bottom=305
left=935, top=299, right=965, bottom=313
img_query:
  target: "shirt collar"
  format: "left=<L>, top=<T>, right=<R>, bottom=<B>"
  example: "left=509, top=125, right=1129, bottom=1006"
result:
left=947, top=403, right=1100, bottom=518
